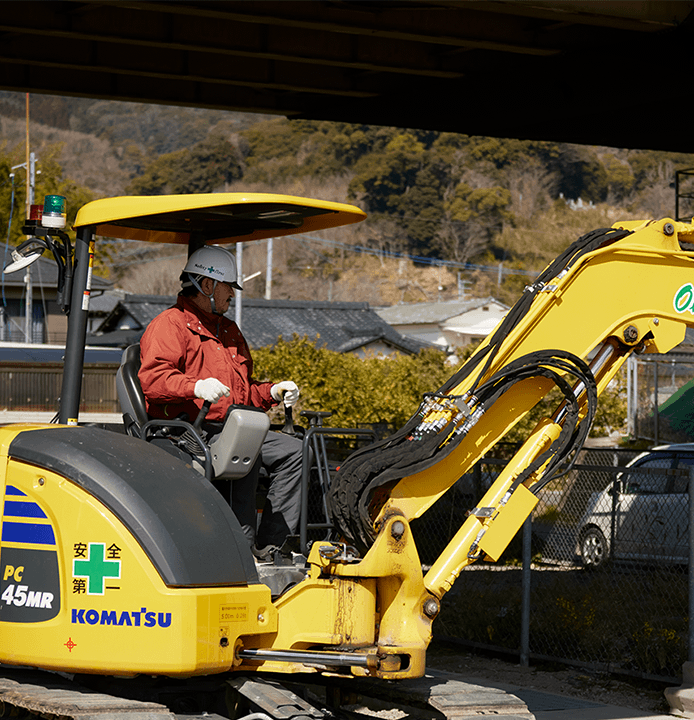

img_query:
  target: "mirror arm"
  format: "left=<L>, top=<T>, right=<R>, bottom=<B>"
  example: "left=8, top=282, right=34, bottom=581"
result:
left=15, top=226, right=74, bottom=314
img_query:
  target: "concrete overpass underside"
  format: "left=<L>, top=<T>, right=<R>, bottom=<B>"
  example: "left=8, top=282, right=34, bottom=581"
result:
left=0, top=1, right=693, bottom=151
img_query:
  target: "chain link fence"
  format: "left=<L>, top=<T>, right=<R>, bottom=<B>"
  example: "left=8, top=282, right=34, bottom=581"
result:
left=412, top=446, right=691, bottom=683
left=628, top=354, right=694, bottom=445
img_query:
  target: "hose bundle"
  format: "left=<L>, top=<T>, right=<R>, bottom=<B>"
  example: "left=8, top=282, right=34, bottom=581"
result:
left=327, top=226, right=630, bottom=553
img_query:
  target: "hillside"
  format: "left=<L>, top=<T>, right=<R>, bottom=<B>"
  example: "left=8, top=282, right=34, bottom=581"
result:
left=0, top=91, right=693, bottom=306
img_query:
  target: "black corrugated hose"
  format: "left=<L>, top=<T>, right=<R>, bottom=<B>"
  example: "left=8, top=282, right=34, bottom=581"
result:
left=327, top=227, right=630, bottom=553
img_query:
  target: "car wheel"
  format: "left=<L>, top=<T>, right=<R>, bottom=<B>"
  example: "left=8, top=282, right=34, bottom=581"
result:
left=580, top=527, right=608, bottom=569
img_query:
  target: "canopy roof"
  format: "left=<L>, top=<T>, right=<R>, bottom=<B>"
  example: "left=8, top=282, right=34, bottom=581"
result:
left=73, top=193, right=366, bottom=245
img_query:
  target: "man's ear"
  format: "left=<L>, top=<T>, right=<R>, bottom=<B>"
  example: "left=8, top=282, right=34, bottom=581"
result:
left=199, top=276, right=214, bottom=295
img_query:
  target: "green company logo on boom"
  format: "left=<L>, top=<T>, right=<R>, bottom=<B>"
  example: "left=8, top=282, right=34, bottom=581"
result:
left=673, top=283, right=694, bottom=314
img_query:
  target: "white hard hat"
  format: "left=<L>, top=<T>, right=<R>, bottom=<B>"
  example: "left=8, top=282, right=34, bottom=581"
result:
left=183, top=245, right=242, bottom=290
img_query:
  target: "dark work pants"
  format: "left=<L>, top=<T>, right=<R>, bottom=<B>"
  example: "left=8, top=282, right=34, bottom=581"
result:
left=229, top=430, right=304, bottom=549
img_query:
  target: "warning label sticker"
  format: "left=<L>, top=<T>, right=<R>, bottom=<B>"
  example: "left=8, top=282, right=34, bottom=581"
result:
left=220, top=604, right=248, bottom=622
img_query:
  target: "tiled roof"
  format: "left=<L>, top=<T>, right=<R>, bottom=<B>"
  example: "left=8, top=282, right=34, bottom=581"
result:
left=376, top=297, right=506, bottom=325
left=90, top=295, right=433, bottom=355
left=119, top=295, right=177, bottom=327
left=88, top=288, right=128, bottom=314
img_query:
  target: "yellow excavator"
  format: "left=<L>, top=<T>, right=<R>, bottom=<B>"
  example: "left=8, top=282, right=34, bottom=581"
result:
left=1, top=193, right=693, bottom=719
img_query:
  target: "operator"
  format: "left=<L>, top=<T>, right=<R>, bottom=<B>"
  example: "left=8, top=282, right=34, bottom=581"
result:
left=138, top=244, right=302, bottom=562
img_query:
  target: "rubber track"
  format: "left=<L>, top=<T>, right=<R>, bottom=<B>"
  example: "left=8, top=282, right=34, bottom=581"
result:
left=0, top=668, right=174, bottom=720
left=336, top=671, right=534, bottom=720
left=0, top=668, right=533, bottom=720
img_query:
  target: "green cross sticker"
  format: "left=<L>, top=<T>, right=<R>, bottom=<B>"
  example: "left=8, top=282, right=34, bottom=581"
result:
left=73, top=543, right=121, bottom=595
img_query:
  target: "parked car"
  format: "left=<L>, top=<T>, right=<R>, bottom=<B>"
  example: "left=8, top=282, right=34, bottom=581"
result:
left=577, top=443, right=694, bottom=568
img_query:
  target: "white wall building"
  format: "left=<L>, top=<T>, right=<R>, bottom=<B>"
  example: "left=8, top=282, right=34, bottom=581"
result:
left=376, top=297, right=508, bottom=352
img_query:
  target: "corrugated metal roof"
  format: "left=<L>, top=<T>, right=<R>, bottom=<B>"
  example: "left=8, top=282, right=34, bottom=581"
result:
left=376, top=297, right=507, bottom=325
left=90, top=295, right=433, bottom=355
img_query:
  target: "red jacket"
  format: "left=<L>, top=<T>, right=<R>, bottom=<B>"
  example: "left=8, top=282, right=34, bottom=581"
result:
left=138, top=295, right=276, bottom=422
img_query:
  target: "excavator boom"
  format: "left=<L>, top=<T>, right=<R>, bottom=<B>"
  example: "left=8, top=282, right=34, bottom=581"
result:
left=328, top=217, right=694, bottom=606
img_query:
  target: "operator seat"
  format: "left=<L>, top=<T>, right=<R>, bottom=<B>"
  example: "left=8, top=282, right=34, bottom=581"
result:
left=116, top=343, right=148, bottom=437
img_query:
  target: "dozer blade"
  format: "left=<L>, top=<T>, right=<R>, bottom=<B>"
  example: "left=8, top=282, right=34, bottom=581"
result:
left=228, top=677, right=326, bottom=720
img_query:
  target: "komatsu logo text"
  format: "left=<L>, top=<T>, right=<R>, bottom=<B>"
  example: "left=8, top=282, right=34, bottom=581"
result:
left=71, top=607, right=172, bottom=627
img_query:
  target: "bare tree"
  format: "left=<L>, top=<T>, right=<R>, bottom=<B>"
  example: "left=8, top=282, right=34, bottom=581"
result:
left=435, top=213, right=488, bottom=265
left=634, top=160, right=676, bottom=219
left=506, top=163, right=557, bottom=220
left=116, top=254, right=186, bottom=296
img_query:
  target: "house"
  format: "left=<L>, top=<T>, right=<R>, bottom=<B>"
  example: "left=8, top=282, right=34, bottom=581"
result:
left=87, top=288, right=128, bottom=335
left=376, top=297, right=508, bottom=352
left=0, top=245, right=111, bottom=344
left=88, top=295, right=433, bottom=357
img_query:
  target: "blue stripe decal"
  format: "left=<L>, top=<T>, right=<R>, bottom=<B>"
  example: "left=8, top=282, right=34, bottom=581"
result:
left=6, top=486, right=26, bottom=496
left=4, top=500, right=47, bottom=519
left=2, top=522, right=55, bottom=545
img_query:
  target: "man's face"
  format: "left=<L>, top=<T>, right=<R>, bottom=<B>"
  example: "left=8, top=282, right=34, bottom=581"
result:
left=212, top=281, right=235, bottom=315
left=198, top=277, right=235, bottom=315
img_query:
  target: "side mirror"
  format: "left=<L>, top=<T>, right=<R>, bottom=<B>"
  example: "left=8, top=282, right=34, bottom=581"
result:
left=3, top=237, right=48, bottom=274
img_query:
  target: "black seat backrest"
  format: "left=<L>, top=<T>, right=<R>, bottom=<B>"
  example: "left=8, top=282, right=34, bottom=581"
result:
left=116, top=343, right=148, bottom=430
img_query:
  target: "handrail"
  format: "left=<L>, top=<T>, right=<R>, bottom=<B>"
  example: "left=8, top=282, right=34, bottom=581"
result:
left=299, top=425, right=377, bottom=554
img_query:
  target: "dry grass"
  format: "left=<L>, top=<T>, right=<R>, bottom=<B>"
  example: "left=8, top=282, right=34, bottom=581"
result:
left=0, top=115, right=129, bottom=197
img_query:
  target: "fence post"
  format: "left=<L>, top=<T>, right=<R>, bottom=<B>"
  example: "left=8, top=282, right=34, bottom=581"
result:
left=689, top=465, right=694, bottom=663
left=520, top=515, right=531, bottom=667
left=654, top=360, right=659, bottom=446
left=626, top=355, right=636, bottom=437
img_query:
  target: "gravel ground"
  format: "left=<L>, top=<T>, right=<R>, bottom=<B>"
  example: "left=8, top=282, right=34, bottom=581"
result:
left=425, top=642, right=673, bottom=715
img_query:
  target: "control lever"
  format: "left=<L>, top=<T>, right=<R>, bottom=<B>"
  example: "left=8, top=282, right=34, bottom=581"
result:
left=193, top=400, right=212, bottom=432
left=282, top=403, right=295, bottom=435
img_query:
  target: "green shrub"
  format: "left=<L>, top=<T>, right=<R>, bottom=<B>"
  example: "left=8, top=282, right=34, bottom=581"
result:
left=253, top=336, right=454, bottom=429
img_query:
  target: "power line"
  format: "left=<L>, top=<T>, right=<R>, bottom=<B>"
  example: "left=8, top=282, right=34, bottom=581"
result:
left=294, top=233, right=540, bottom=279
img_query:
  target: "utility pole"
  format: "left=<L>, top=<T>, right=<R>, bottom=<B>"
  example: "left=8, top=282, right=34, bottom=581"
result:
left=235, top=241, right=243, bottom=330
left=457, top=272, right=468, bottom=300
left=25, top=94, right=30, bottom=218
left=265, top=237, right=273, bottom=300
left=24, top=93, right=34, bottom=343
left=24, top=151, right=36, bottom=344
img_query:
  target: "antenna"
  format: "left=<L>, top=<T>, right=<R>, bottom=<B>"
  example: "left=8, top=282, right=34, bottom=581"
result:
left=25, top=94, right=33, bottom=343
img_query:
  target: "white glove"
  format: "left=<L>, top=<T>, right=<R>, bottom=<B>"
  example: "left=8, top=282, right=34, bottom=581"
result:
left=271, top=381, right=299, bottom=407
left=194, top=378, right=230, bottom=404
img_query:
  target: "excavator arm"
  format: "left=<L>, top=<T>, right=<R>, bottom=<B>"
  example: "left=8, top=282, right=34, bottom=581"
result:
left=328, top=217, right=694, bottom=595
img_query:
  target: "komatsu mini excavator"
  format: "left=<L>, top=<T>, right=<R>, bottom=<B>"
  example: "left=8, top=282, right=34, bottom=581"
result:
left=1, top=193, right=693, bottom=720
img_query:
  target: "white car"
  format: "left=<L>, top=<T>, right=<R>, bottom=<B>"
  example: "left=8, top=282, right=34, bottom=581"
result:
left=577, top=444, right=694, bottom=568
